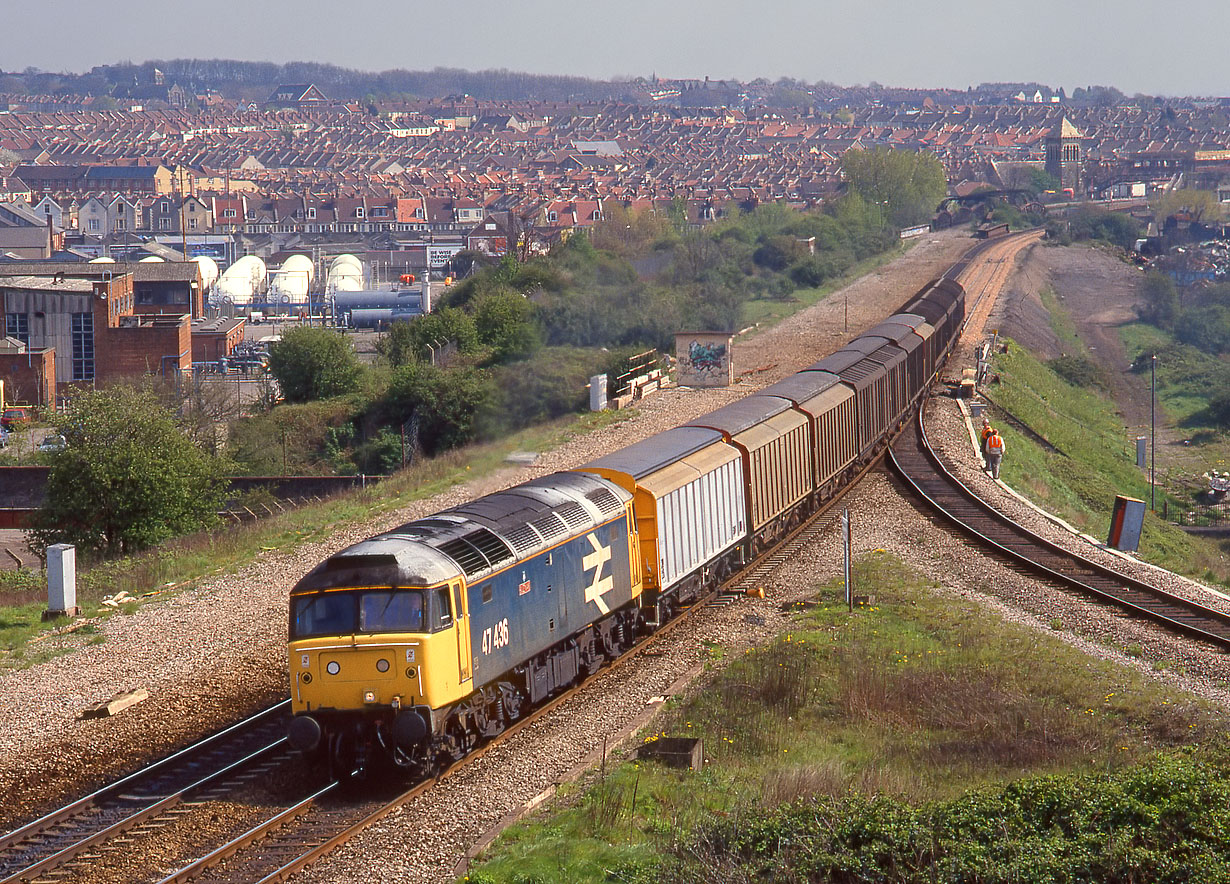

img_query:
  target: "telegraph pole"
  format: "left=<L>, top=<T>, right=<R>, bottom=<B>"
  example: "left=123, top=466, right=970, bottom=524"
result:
left=1150, top=353, right=1157, bottom=511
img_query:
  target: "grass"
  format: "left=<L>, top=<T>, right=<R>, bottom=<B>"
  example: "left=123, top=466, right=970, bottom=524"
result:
left=984, top=338, right=1223, bottom=580
left=463, top=552, right=1225, bottom=883
left=0, top=408, right=633, bottom=667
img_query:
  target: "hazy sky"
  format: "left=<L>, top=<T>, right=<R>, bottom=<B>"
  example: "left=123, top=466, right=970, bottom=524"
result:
left=7, top=1, right=1228, bottom=97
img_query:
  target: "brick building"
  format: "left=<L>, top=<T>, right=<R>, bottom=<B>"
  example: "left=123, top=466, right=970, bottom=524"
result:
left=0, top=269, right=191, bottom=393
left=190, top=316, right=246, bottom=363
left=1045, top=117, right=1084, bottom=195
left=0, top=336, right=55, bottom=408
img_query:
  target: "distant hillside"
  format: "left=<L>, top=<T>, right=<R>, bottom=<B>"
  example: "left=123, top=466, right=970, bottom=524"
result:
left=2, top=59, right=643, bottom=103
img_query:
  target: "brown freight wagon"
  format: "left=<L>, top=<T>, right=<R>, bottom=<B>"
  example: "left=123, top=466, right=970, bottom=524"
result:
left=685, top=395, right=812, bottom=545
left=759, top=370, right=858, bottom=496
left=866, top=316, right=933, bottom=397
left=810, top=350, right=889, bottom=460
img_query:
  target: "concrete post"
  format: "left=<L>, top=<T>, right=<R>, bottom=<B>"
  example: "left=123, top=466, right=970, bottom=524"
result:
left=45, top=543, right=78, bottom=619
left=589, top=374, right=607, bottom=412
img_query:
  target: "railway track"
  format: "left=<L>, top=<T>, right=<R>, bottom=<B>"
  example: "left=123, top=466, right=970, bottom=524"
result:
left=137, top=443, right=895, bottom=883
left=0, top=702, right=294, bottom=884
left=889, top=404, right=1230, bottom=650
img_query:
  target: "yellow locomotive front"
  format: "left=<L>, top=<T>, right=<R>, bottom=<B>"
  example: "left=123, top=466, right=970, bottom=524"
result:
left=286, top=540, right=472, bottom=774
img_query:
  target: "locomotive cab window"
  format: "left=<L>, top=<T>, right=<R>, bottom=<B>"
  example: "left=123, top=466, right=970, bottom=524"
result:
left=291, top=588, right=426, bottom=638
left=360, top=590, right=425, bottom=633
left=433, top=586, right=453, bottom=630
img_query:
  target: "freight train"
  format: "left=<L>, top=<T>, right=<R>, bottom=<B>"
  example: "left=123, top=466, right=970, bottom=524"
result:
left=286, top=274, right=966, bottom=774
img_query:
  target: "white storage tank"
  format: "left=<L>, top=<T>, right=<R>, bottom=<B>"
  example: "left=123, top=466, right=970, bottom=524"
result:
left=271, top=254, right=315, bottom=305
left=192, top=256, right=219, bottom=292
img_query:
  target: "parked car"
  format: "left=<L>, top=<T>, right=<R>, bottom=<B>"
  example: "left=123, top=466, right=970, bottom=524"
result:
left=37, top=434, right=66, bottom=453
left=1, top=407, right=29, bottom=431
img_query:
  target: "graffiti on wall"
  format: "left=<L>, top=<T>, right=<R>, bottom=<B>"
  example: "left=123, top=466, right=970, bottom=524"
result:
left=675, top=332, right=734, bottom=387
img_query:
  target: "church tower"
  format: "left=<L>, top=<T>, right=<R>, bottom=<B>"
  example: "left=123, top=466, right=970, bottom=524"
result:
left=1045, top=117, right=1084, bottom=195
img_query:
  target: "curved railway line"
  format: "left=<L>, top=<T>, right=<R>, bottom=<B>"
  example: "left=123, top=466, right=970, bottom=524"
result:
left=6, top=227, right=1222, bottom=883
left=890, top=407, right=1230, bottom=649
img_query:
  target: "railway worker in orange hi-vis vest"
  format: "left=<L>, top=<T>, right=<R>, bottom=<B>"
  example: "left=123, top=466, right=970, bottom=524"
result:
left=985, top=429, right=1005, bottom=479
left=979, top=418, right=993, bottom=455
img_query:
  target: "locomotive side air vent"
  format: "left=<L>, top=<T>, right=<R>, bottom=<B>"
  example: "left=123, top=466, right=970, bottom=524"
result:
left=502, top=524, right=543, bottom=555
left=467, top=529, right=514, bottom=566
left=438, top=529, right=514, bottom=578
left=324, top=554, right=398, bottom=571
left=530, top=513, right=567, bottom=543
left=437, top=538, right=489, bottom=576
left=585, top=487, right=622, bottom=516
left=557, top=502, right=591, bottom=530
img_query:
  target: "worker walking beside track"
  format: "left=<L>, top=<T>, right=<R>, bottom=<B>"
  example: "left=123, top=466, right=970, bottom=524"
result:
left=985, top=428, right=1005, bottom=479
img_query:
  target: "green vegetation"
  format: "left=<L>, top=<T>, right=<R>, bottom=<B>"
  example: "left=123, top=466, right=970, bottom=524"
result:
left=839, top=147, right=948, bottom=227
left=464, top=553, right=1226, bottom=883
left=1045, top=205, right=1141, bottom=250
left=985, top=339, right=1215, bottom=575
left=267, top=327, right=364, bottom=402
left=1151, top=187, right=1222, bottom=226
left=230, top=192, right=917, bottom=476
left=30, top=387, right=227, bottom=559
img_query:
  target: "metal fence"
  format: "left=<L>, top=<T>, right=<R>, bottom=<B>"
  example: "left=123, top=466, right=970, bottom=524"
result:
left=1169, top=502, right=1230, bottom=529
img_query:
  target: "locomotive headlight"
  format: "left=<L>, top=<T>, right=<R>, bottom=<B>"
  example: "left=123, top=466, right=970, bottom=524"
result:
left=376, top=658, right=390, bottom=673
left=326, top=661, right=340, bottom=675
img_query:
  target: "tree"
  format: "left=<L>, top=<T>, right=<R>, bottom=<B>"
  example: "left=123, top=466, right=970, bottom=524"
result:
left=840, top=147, right=948, bottom=227
left=268, top=327, right=363, bottom=402
left=1151, top=188, right=1221, bottom=226
left=474, top=292, right=542, bottom=362
left=1137, top=272, right=1179, bottom=329
left=29, top=387, right=226, bottom=558
left=382, top=362, right=495, bottom=455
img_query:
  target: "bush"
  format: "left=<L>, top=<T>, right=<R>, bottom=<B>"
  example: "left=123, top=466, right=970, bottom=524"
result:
left=268, top=327, right=364, bottom=402
left=380, top=362, right=496, bottom=456
left=1047, top=355, right=1110, bottom=391
left=228, top=397, right=365, bottom=475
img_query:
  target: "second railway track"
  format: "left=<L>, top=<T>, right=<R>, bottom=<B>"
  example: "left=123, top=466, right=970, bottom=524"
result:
left=890, top=402, right=1230, bottom=650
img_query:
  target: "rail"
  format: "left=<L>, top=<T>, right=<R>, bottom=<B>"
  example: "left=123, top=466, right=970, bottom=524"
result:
left=888, top=406, right=1230, bottom=649
left=0, top=702, right=293, bottom=884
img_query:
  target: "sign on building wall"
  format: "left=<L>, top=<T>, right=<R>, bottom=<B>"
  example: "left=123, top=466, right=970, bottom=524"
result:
left=675, top=332, right=734, bottom=388
left=427, top=245, right=464, bottom=268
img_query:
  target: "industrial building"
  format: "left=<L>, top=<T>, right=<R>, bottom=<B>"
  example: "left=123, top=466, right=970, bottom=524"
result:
left=0, top=268, right=197, bottom=403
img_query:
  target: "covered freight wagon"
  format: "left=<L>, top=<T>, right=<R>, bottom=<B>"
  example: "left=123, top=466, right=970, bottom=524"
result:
left=759, top=370, right=858, bottom=493
left=577, top=427, right=747, bottom=602
left=809, top=350, right=889, bottom=459
left=685, top=395, right=812, bottom=544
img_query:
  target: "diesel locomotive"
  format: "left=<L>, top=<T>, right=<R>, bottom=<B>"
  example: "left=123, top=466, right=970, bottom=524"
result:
left=286, top=275, right=966, bottom=774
